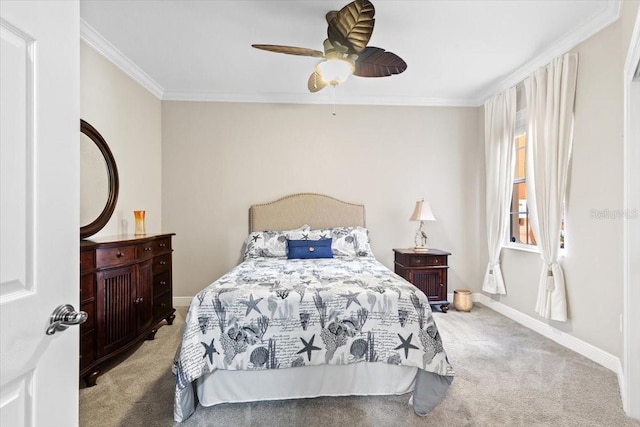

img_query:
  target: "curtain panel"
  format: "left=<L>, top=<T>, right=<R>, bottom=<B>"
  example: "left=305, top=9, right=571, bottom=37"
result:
left=525, top=52, right=578, bottom=322
left=482, top=88, right=517, bottom=294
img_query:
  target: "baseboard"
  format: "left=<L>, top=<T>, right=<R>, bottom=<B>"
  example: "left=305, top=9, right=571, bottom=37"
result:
left=471, top=293, right=622, bottom=375
left=173, top=296, right=193, bottom=307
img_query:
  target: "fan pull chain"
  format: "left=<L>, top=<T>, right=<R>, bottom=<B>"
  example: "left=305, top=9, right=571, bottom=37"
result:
left=332, top=85, right=337, bottom=116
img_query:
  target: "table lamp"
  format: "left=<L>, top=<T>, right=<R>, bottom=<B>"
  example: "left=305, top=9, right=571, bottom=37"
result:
left=410, top=199, right=436, bottom=252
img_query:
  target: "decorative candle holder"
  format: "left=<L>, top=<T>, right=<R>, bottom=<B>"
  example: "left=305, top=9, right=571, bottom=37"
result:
left=134, top=210, right=146, bottom=235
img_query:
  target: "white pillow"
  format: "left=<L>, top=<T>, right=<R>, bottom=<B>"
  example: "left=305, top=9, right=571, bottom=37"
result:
left=244, top=225, right=310, bottom=259
left=309, top=226, right=375, bottom=257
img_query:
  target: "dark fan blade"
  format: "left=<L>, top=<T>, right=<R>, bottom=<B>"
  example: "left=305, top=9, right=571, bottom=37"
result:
left=252, top=44, right=324, bottom=58
left=354, top=47, right=407, bottom=77
left=307, top=71, right=328, bottom=93
left=327, top=0, right=375, bottom=54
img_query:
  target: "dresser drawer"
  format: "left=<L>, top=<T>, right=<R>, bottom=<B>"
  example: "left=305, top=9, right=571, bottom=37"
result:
left=136, top=242, right=155, bottom=257
left=153, top=292, right=173, bottom=319
left=153, top=237, right=171, bottom=253
left=80, top=274, right=94, bottom=302
left=96, top=245, right=136, bottom=268
left=80, top=301, right=95, bottom=334
left=80, top=333, right=95, bottom=370
left=408, top=255, right=447, bottom=267
left=153, top=271, right=171, bottom=297
left=80, top=250, right=95, bottom=271
left=153, top=253, right=171, bottom=273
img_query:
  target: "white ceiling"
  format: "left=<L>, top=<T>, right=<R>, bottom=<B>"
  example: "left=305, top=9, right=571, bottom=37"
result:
left=79, top=0, right=620, bottom=106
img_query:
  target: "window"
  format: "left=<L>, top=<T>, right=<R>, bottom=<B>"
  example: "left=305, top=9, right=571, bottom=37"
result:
left=507, top=109, right=565, bottom=250
left=509, top=133, right=536, bottom=246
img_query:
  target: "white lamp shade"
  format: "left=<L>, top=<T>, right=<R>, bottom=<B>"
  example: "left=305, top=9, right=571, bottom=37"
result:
left=317, top=59, right=354, bottom=85
left=410, top=199, right=436, bottom=221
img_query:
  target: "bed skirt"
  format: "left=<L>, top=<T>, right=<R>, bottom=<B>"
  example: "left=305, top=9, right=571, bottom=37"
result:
left=174, top=363, right=452, bottom=422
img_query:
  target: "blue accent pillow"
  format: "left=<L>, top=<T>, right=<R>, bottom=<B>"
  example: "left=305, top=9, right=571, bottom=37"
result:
left=287, top=239, right=333, bottom=259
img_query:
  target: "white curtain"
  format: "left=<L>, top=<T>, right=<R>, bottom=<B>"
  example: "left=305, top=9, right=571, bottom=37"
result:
left=482, top=87, right=517, bottom=294
left=525, top=53, right=578, bottom=321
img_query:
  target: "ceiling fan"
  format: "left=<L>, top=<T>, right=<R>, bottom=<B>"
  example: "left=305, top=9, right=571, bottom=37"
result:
left=252, top=0, right=407, bottom=93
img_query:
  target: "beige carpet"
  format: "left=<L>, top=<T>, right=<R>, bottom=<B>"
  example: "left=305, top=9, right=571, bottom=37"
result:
left=79, top=304, right=640, bottom=427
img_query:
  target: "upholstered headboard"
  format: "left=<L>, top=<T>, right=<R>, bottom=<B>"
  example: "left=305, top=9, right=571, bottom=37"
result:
left=249, top=193, right=366, bottom=232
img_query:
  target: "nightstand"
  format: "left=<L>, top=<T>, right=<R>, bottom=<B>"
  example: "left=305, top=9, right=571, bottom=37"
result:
left=393, top=248, right=451, bottom=313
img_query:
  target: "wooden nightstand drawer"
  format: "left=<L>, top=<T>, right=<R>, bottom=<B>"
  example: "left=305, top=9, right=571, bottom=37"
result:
left=409, top=255, right=446, bottom=267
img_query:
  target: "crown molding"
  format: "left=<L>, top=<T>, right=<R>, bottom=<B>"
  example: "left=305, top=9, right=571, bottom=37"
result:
left=81, top=0, right=620, bottom=107
left=162, top=90, right=482, bottom=107
left=80, top=19, right=164, bottom=99
left=476, top=0, right=622, bottom=103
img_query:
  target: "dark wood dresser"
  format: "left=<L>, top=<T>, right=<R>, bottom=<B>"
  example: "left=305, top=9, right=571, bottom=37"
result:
left=80, top=233, right=175, bottom=386
left=393, top=248, right=451, bottom=312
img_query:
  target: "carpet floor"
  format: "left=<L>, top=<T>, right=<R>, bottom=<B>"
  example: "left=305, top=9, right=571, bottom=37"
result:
left=79, top=304, right=639, bottom=427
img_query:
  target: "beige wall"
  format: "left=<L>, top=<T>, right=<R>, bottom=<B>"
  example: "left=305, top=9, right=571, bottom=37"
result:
left=79, top=1, right=640, bottom=366
left=483, top=0, right=640, bottom=359
left=80, top=42, right=162, bottom=238
left=161, top=102, right=483, bottom=298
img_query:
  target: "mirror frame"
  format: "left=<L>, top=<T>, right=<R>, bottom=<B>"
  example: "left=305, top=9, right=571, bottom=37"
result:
left=80, top=119, right=119, bottom=239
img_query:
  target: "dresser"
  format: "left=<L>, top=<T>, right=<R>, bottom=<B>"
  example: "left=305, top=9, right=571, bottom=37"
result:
left=80, top=233, right=175, bottom=386
left=393, top=248, right=451, bottom=312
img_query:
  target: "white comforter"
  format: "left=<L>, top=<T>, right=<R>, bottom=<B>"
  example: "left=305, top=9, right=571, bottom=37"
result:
left=173, top=257, right=454, bottom=421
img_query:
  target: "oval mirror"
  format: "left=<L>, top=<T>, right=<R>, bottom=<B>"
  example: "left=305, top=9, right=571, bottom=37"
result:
left=80, top=120, right=119, bottom=239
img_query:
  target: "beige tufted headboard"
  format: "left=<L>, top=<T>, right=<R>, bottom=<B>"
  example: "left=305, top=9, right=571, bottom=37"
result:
left=249, top=193, right=366, bottom=232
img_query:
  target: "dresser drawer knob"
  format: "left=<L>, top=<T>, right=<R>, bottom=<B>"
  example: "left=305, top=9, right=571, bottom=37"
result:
left=159, top=261, right=166, bottom=265
left=159, top=243, right=166, bottom=247
left=159, top=281, right=167, bottom=285
left=116, top=252, right=125, bottom=258
left=144, top=247, right=152, bottom=251
left=160, top=303, right=167, bottom=308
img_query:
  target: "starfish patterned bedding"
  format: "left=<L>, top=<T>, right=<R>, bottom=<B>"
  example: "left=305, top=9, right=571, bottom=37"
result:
left=173, top=249, right=454, bottom=422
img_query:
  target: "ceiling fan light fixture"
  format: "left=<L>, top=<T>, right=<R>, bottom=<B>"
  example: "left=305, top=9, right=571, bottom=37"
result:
left=316, top=58, right=355, bottom=86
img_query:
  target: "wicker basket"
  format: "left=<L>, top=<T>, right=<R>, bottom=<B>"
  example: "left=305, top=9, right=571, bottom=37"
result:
left=453, top=289, right=473, bottom=312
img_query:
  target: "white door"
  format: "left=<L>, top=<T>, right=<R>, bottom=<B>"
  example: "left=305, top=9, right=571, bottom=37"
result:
left=0, top=1, right=80, bottom=426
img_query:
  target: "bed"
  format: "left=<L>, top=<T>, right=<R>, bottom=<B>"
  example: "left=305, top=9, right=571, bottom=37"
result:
left=173, top=193, right=454, bottom=422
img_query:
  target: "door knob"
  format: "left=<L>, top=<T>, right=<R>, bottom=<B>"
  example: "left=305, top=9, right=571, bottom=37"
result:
left=46, top=304, right=88, bottom=335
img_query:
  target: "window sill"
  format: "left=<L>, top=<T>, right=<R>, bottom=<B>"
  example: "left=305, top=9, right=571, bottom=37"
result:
left=502, top=243, right=567, bottom=258
left=503, top=243, right=540, bottom=254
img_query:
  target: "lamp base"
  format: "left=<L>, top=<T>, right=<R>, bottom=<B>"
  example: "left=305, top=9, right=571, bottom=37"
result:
left=413, top=246, right=430, bottom=253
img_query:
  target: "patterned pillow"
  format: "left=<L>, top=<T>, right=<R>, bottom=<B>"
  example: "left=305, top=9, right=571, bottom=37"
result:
left=309, top=226, right=375, bottom=257
left=244, top=225, right=310, bottom=259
